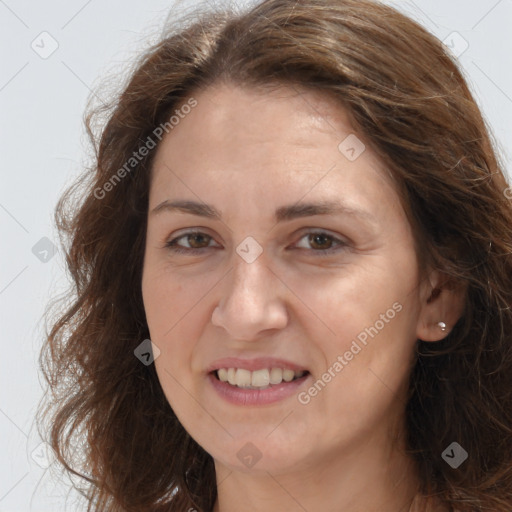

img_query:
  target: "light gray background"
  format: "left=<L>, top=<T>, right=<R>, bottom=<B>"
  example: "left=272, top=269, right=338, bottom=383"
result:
left=1, top=0, right=511, bottom=510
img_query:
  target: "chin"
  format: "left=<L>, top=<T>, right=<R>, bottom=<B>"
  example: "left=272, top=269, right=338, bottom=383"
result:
left=205, top=432, right=315, bottom=475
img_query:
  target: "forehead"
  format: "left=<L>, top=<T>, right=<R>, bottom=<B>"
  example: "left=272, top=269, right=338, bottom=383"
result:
left=149, top=83, right=400, bottom=221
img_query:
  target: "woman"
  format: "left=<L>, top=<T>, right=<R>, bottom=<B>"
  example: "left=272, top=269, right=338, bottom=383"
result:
left=38, top=0, right=512, bottom=510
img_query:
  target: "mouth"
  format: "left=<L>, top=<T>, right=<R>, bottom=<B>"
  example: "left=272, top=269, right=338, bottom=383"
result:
left=206, top=357, right=311, bottom=405
left=211, top=367, right=310, bottom=390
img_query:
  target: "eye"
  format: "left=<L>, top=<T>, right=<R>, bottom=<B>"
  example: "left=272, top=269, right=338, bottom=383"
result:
left=163, top=229, right=347, bottom=256
left=293, top=231, right=347, bottom=254
left=164, top=231, right=219, bottom=254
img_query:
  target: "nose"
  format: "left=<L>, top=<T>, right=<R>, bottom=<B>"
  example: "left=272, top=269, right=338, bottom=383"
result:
left=211, top=254, right=288, bottom=341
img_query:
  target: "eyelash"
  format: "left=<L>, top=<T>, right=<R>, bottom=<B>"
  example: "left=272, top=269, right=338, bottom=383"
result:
left=163, top=230, right=347, bottom=255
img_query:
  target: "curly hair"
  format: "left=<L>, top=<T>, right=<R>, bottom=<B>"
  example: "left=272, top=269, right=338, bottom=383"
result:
left=37, top=0, right=512, bottom=510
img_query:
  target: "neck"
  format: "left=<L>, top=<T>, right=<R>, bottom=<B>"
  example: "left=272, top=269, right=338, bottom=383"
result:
left=212, top=426, right=423, bottom=512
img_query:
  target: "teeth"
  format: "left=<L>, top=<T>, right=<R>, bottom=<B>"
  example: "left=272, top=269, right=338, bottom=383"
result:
left=227, top=368, right=236, bottom=386
left=269, top=368, right=283, bottom=385
left=216, top=367, right=306, bottom=388
left=236, top=369, right=252, bottom=387
left=282, top=369, right=295, bottom=382
left=251, top=368, right=270, bottom=387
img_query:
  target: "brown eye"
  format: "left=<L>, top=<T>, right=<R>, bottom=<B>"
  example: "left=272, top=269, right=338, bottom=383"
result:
left=294, top=231, right=347, bottom=254
left=164, top=231, right=218, bottom=254
left=185, top=233, right=212, bottom=249
left=308, top=233, right=334, bottom=250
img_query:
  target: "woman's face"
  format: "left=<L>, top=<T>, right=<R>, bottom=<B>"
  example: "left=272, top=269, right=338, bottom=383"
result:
left=142, top=83, right=432, bottom=475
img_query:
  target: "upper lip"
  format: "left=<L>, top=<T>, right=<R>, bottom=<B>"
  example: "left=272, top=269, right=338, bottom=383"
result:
left=206, top=357, right=309, bottom=373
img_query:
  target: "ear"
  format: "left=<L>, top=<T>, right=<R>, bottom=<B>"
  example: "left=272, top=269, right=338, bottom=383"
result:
left=415, top=270, right=467, bottom=342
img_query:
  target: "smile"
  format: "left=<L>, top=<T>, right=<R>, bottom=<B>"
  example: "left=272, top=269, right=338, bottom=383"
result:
left=206, top=358, right=311, bottom=405
left=215, top=367, right=307, bottom=389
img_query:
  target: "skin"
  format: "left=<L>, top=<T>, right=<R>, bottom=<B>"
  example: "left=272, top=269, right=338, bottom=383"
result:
left=141, top=82, right=465, bottom=512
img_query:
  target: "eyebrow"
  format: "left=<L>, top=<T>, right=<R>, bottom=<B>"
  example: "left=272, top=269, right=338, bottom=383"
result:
left=150, top=199, right=377, bottom=225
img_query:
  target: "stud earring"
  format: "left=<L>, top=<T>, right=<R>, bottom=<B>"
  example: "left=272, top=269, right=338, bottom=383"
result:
left=437, top=321, right=447, bottom=332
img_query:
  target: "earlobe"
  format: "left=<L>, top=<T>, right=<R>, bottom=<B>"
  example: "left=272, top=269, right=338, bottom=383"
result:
left=416, top=271, right=467, bottom=342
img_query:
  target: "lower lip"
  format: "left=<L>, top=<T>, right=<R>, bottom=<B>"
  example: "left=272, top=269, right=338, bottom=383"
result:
left=208, top=372, right=310, bottom=406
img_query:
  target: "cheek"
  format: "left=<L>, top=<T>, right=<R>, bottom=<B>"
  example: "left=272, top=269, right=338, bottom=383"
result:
left=299, top=259, right=418, bottom=400
left=284, top=260, right=405, bottom=337
left=142, top=262, right=196, bottom=338
left=144, top=274, right=203, bottom=426
left=154, top=358, right=222, bottom=451
left=142, top=268, right=212, bottom=379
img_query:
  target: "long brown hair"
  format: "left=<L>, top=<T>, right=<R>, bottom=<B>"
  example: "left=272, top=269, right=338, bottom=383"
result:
left=37, top=0, right=512, bottom=510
